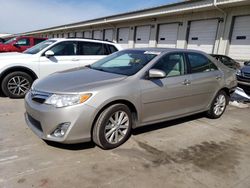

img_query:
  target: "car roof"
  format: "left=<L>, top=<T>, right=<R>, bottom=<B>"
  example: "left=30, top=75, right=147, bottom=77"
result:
left=48, top=38, right=118, bottom=45
left=124, top=48, right=208, bottom=54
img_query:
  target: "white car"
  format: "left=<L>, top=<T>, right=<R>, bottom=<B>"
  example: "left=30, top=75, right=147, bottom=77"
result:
left=0, top=38, right=122, bottom=98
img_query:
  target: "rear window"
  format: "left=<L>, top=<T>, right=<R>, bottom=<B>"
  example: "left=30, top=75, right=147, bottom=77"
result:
left=78, top=42, right=109, bottom=55
left=108, top=45, right=118, bottom=54
left=187, top=53, right=218, bottom=73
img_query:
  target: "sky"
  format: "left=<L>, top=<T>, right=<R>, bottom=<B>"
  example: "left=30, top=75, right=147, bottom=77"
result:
left=0, top=0, right=177, bottom=34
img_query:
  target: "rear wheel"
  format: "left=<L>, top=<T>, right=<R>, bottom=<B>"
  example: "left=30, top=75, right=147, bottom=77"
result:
left=92, top=104, right=132, bottom=149
left=206, top=90, right=228, bottom=119
left=1, top=71, right=33, bottom=98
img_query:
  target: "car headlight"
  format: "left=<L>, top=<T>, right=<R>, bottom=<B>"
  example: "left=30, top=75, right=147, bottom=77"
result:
left=236, top=69, right=242, bottom=76
left=45, top=93, right=92, bottom=108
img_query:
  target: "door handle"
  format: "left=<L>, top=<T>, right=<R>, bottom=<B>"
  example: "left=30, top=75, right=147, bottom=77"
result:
left=72, top=58, right=80, bottom=61
left=216, top=75, right=222, bottom=80
left=182, top=79, right=191, bottom=85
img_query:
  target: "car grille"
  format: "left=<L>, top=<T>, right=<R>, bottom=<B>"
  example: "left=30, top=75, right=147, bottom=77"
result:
left=27, top=114, right=43, bottom=132
left=243, top=72, right=250, bottom=78
left=31, top=90, right=51, bottom=104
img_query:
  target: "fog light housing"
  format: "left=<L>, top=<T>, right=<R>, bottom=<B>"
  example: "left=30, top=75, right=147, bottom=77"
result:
left=52, top=122, right=71, bottom=137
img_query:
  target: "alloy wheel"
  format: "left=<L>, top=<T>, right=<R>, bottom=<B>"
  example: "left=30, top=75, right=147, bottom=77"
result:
left=7, top=76, right=30, bottom=96
left=213, top=94, right=226, bottom=116
left=104, top=111, right=129, bottom=144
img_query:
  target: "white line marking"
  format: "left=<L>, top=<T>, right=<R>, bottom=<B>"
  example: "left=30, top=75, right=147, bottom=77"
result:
left=0, top=155, right=18, bottom=162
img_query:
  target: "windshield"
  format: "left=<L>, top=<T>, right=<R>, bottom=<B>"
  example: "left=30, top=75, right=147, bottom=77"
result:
left=4, top=37, right=16, bottom=44
left=90, top=50, right=158, bottom=76
left=23, top=40, right=55, bottom=54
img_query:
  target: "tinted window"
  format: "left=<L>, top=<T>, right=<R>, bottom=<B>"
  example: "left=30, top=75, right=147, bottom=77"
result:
left=153, top=53, right=185, bottom=77
left=108, top=45, right=118, bottom=54
left=187, top=53, right=217, bottom=73
left=78, top=42, right=108, bottom=55
left=49, top=41, right=77, bottom=56
left=16, top=38, right=30, bottom=46
left=34, top=38, right=46, bottom=45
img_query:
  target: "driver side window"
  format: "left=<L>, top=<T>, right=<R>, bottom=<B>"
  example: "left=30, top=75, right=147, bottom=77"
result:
left=16, top=38, right=30, bottom=46
left=49, top=41, right=77, bottom=56
left=152, top=53, right=185, bottom=77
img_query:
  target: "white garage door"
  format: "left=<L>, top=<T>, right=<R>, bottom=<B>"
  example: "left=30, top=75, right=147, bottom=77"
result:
left=118, top=27, right=130, bottom=49
left=104, top=29, right=113, bottom=41
left=187, top=19, right=218, bottom=53
left=157, top=23, right=179, bottom=48
left=76, top=32, right=83, bottom=38
left=84, top=31, right=92, bottom=38
left=69, top=32, right=75, bottom=38
left=135, top=25, right=151, bottom=48
left=229, top=15, right=250, bottom=60
left=93, top=30, right=102, bottom=40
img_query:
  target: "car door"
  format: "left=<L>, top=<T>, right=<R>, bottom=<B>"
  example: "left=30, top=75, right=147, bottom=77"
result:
left=185, top=52, right=222, bottom=112
left=140, top=52, right=193, bottom=123
left=77, top=41, right=108, bottom=67
left=15, top=37, right=31, bottom=52
left=38, top=41, right=80, bottom=78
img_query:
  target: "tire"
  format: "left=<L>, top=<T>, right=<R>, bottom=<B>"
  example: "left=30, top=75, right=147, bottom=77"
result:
left=206, top=90, right=228, bottom=119
left=93, top=104, right=132, bottom=150
left=1, top=71, right=33, bottom=98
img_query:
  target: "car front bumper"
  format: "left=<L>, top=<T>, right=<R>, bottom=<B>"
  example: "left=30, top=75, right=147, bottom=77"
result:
left=237, top=75, right=250, bottom=86
left=25, top=91, right=96, bottom=144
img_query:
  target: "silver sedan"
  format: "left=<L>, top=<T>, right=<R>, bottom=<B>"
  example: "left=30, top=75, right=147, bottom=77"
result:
left=25, top=48, right=237, bottom=149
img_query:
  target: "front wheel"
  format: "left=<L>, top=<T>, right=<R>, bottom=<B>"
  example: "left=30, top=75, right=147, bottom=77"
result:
left=1, top=71, right=33, bottom=98
left=92, top=104, right=132, bottom=149
left=206, top=90, right=228, bottom=119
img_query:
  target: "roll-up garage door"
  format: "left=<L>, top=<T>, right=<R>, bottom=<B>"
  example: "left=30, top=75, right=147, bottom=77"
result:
left=135, top=25, right=151, bottom=48
left=104, top=29, right=113, bottom=42
left=117, top=27, right=130, bottom=49
left=69, top=32, right=75, bottom=38
left=157, top=23, right=179, bottom=48
left=93, top=30, right=102, bottom=40
left=76, top=32, right=83, bottom=38
left=187, top=19, right=219, bottom=53
left=229, top=15, right=250, bottom=60
left=84, top=31, right=92, bottom=39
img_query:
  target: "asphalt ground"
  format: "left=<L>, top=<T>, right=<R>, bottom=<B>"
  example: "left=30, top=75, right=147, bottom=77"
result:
left=0, top=97, right=250, bottom=188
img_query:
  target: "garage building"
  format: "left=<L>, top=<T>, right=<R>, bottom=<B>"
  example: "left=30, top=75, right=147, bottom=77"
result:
left=20, top=0, right=250, bottom=61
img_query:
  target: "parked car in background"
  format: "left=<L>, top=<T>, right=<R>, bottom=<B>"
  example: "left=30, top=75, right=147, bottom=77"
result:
left=0, top=38, right=122, bottom=98
left=25, top=48, right=237, bottom=149
left=0, top=38, right=5, bottom=44
left=210, top=54, right=241, bottom=69
left=236, top=61, right=250, bottom=95
left=0, top=36, right=47, bottom=53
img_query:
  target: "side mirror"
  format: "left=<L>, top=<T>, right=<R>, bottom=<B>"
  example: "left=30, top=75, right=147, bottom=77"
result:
left=148, top=69, right=166, bottom=79
left=13, top=43, right=20, bottom=48
left=45, top=50, right=54, bottom=58
left=244, top=61, right=250, bottom=66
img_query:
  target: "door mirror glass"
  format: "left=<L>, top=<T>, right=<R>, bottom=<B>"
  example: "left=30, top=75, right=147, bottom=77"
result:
left=244, top=61, right=250, bottom=66
left=148, top=69, right=166, bottom=79
left=45, top=50, right=54, bottom=57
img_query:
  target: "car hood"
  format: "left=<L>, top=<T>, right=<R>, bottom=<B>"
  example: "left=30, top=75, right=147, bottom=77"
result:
left=0, top=52, right=32, bottom=60
left=241, top=65, right=250, bottom=73
left=33, top=67, right=127, bottom=93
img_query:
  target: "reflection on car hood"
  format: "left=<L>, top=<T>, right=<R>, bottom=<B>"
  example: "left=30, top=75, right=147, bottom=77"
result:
left=33, top=67, right=127, bottom=93
left=0, top=52, right=32, bottom=59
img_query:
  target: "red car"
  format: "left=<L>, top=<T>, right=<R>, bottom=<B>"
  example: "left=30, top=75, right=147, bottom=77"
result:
left=0, top=36, right=47, bottom=53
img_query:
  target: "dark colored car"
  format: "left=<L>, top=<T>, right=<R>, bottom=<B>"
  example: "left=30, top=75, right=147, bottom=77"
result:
left=210, top=54, right=240, bottom=69
left=236, top=61, right=250, bottom=95
left=0, top=36, right=47, bottom=53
